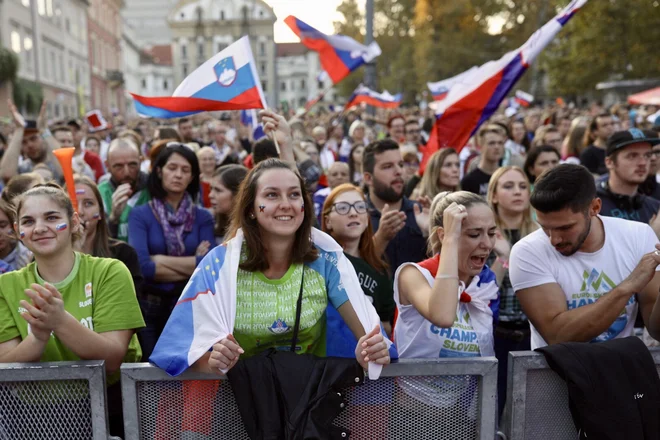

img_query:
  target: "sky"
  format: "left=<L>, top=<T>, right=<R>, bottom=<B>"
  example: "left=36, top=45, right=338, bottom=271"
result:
left=264, top=0, right=359, bottom=43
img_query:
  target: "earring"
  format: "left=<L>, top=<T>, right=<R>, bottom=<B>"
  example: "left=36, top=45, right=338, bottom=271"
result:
left=259, top=205, right=265, bottom=213
left=249, top=213, right=256, bottom=219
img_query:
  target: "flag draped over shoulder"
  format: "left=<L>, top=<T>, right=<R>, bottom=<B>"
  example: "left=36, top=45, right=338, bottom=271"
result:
left=150, top=228, right=391, bottom=380
left=345, top=84, right=402, bottom=110
left=131, top=36, right=267, bottom=119
left=284, top=15, right=381, bottom=85
left=421, top=0, right=588, bottom=172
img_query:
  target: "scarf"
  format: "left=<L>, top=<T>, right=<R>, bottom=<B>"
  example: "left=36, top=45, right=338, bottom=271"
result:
left=149, top=193, right=195, bottom=256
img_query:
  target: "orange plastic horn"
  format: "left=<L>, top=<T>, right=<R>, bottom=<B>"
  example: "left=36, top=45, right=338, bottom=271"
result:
left=52, top=147, right=78, bottom=212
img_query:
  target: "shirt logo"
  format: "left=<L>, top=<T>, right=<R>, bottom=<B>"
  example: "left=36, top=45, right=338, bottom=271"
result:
left=268, top=319, right=290, bottom=335
left=85, top=282, right=92, bottom=298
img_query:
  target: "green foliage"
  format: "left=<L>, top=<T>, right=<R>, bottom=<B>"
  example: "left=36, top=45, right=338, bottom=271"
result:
left=13, top=79, right=43, bottom=114
left=0, top=48, right=19, bottom=84
left=332, top=0, right=660, bottom=101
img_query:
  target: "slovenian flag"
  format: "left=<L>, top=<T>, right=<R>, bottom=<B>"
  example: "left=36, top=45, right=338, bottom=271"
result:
left=514, top=90, right=534, bottom=107
left=131, top=36, right=267, bottom=119
left=427, top=67, right=478, bottom=101
left=421, top=0, right=588, bottom=172
left=345, top=84, right=402, bottom=110
left=284, top=16, right=381, bottom=85
left=240, top=109, right=266, bottom=141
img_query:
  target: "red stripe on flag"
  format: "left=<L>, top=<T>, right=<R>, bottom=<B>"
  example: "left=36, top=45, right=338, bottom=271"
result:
left=131, top=87, right=265, bottom=113
left=346, top=96, right=400, bottom=110
left=420, top=71, right=504, bottom=174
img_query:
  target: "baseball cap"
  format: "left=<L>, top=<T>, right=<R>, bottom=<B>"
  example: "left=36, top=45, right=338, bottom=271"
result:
left=606, top=128, right=660, bottom=156
left=24, top=120, right=38, bottom=135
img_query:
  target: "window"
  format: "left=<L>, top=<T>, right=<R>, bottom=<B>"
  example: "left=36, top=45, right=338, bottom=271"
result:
left=220, top=10, right=225, bottom=20
left=38, top=0, right=46, bottom=15
left=65, top=18, right=70, bottom=32
left=182, top=65, right=188, bottom=77
left=181, top=44, right=187, bottom=59
left=22, top=0, right=30, bottom=6
left=59, top=55, right=64, bottom=81
left=163, top=79, right=168, bottom=89
left=318, top=80, right=323, bottom=90
left=141, top=78, right=146, bottom=88
left=46, top=0, right=53, bottom=16
left=259, top=42, right=265, bottom=56
left=290, top=81, right=295, bottom=91
left=197, top=41, right=204, bottom=57
left=54, top=103, right=60, bottom=117
left=280, top=81, right=286, bottom=91
left=216, top=43, right=227, bottom=54
left=50, top=51, right=56, bottom=78
left=11, top=31, right=21, bottom=53
left=262, top=80, right=267, bottom=92
left=300, top=79, right=306, bottom=90
left=260, top=63, right=266, bottom=75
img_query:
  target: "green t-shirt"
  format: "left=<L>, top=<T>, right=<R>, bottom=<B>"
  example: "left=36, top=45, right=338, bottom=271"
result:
left=98, top=181, right=151, bottom=242
left=234, top=262, right=329, bottom=358
left=344, top=253, right=395, bottom=323
left=0, top=252, right=145, bottom=385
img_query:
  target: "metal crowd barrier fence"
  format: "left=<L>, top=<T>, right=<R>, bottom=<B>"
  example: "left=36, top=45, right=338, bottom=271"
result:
left=121, top=358, right=499, bottom=440
left=0, top=360, right=109, bottom=440
left=501, top=348, right=660, bottom=440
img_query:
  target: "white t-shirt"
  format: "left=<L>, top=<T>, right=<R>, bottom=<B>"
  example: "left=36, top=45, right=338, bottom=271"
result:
left=510, top=216, right=659, bottom=349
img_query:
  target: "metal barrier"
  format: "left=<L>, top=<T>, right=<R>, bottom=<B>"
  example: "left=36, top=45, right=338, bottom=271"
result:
left=121, top=358, right=499, bottom=440
left=0, top=360, right=109, bottom=440
left=502, top=349, right=660, bottom=440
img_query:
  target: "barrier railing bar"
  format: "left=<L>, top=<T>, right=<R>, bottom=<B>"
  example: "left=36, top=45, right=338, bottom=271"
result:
left=88, top=363, right=110, bottom=440
left=121, top=368, right=140, bottom=440
left=477, top=361, right=498, bottom=440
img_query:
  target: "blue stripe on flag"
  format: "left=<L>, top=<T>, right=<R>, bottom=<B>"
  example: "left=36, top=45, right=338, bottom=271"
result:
left=192, top=64, right=257, bottom=102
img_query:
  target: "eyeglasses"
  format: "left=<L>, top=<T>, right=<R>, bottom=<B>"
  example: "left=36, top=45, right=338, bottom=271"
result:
left=332, top=201, right=368, bottom=215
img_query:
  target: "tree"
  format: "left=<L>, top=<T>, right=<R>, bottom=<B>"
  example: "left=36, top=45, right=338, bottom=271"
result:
left=544, top=0, right=660, bottom=97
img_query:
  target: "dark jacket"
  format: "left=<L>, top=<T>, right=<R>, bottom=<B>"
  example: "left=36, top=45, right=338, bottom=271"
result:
left=227, top=349, right=364, bottom=440
left=537, top=337, right=660, bottom=440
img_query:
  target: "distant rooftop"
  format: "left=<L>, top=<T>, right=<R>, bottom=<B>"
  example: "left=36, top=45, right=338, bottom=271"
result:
left=142, top=45, right=173, bottom=66
left=276, top=43, right=308, bottom=58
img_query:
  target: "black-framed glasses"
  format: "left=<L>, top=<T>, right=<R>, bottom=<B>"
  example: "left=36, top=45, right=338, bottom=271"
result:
left=332, top=201, right=368, bottom=215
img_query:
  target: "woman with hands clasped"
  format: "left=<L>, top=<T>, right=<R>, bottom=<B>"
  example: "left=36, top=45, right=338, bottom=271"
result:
left=0, top=184, right=144, bottom=437
left=151, top=111, right=390, bottom=378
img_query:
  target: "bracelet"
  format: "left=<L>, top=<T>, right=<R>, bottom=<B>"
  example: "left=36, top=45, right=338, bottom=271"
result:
left=435, top=274, right=459, bottom=280
left=41, top=129, right=52, bottom=139
left=497, top=257, right=509, bottom=269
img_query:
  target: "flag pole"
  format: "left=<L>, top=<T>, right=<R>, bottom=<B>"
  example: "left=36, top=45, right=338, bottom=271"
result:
left=301, top=83, right=335, bottom=116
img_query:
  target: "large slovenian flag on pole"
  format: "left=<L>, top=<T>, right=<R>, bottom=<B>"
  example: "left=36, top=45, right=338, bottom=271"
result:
left=421, top=0, right=588, bottom=172
left=427, top=67, right=478, bottom=101
left=345, top=84, right=402, bottom=110
left=284, top=15, right=381, bottom=85
left=131, top=36, right=266, bottom=119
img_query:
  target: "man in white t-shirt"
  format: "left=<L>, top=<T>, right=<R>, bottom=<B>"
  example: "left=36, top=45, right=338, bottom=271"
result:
left=510, top=164, right=660, bottom=349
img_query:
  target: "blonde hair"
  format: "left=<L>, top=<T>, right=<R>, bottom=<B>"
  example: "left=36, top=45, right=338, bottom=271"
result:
left=486, top=166, right=538, bottom=240
left=427, top=191, right=488, bottom=255
left=196, top=146, right=216, bottom=158
left=418, top=148, right=459, bottom=199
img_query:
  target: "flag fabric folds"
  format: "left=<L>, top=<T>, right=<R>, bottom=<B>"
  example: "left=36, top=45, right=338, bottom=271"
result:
left=514, top=90, right=534, bottom=107
left=240, top=109, right=266, bottom=141
left=345, top=85, right=402, bottom=110
left=284, top=15, right=381, bottom=85
left=131, top=36, right=267, bottom=119
left=421, top=0, right=588, bottom=172
left=427, top=67, right=478, bottom=101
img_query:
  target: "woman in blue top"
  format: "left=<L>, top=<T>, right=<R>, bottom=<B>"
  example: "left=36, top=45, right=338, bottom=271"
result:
left=128, top=143, right=215, bottom=359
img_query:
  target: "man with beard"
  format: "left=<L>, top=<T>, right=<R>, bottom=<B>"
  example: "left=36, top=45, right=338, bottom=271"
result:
left=98, top=138, right=150, bottom=241
left=0, top=100, right=63, bottom=184
left=597, top=129, right=660, bottom=226
left=363, top=139, right=429, bottom=272
left=509, top=164, right=660, bottom=349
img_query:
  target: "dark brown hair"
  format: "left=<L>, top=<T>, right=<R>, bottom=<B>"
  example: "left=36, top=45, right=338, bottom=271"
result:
left=72, top=175, right=112, bottom=257
left=213, top=164, right=248, bottom=238
left=226, top=158, right=318, bottom=272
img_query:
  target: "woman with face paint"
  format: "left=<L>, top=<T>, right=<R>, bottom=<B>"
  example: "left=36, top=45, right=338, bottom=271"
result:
left=0, top=184, right=144, bottom=437
left=151, top=158, right=391, bottom=378
left=128, top=143, right=215, bottom=360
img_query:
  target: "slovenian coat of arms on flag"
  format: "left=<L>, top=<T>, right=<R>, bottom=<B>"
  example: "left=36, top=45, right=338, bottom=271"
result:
left=131, top=36, right=267, bottom=119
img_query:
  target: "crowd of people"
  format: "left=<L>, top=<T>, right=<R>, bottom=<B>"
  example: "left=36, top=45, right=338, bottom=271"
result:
left=1, top=96, right=660, bottom=436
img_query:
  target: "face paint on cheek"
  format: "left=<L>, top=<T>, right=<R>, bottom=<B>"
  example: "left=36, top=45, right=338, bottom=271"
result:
left=55, top=223, right=68, bottom=232
left=75, top=189, right=85, bottom=195
left=259, top=205, right=265, bottom=213
left=19, top=231, right=25, bottom=239
left=92, top=213, right=101, bottom=220
left=301, top=202, right=305, bottom=213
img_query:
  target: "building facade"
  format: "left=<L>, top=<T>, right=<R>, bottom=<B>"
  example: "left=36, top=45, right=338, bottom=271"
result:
left=1, top=0, right=91, bottom=119
left=88, top=0, right=124, bottom=114
left=275, top=43, right=336, bottom=111
left=168, top=0, right=277, bottom=106
left=121, top=0, right=179, bottom=46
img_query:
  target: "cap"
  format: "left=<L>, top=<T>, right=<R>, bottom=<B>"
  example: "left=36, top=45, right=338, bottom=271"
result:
left=606, top=128, right=660, bottom=156
left=24, top=120, right=38, bottom=134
